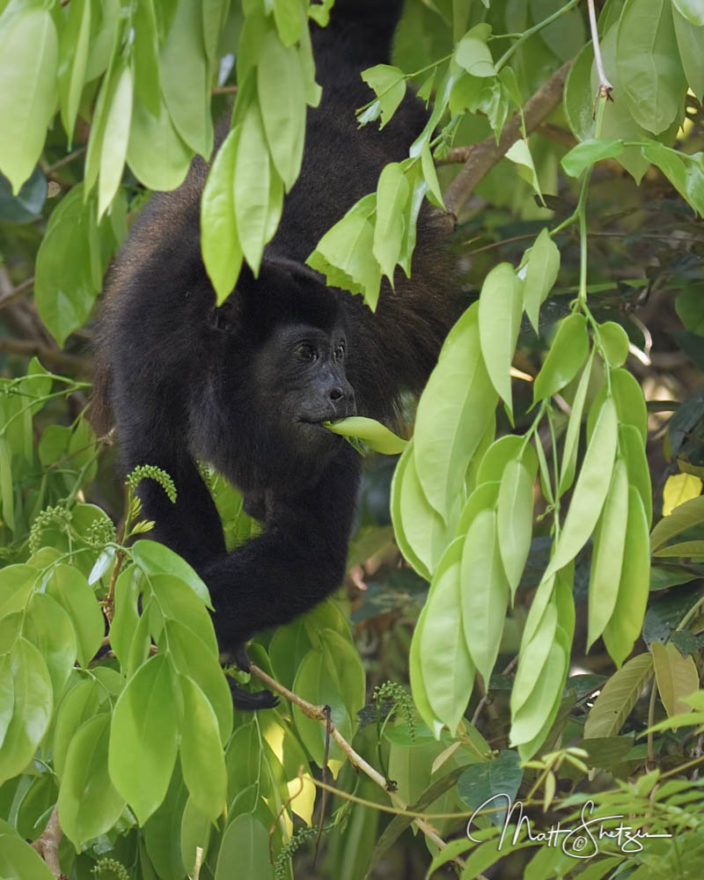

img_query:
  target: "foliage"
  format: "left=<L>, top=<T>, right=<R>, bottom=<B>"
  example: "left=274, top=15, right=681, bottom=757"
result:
left=1, top=0, right=704, bottom=878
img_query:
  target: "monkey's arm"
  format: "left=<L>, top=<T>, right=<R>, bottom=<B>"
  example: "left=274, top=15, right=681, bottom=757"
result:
left=202, top=444, right=360, bottom=650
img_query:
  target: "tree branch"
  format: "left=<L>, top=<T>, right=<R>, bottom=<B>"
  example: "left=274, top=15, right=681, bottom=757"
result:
left=32, top=806, right=66, bottom=879
left=443, top=61, right=572, bottom=219
left=0, top=338, right=88, bottom=373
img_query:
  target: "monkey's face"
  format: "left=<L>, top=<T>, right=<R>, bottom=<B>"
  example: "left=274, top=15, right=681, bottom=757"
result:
left=254, top=322, right=356, bottom=450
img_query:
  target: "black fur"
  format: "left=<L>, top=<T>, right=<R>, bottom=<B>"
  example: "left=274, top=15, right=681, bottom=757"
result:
left=95, top=0, right=458, bottom=707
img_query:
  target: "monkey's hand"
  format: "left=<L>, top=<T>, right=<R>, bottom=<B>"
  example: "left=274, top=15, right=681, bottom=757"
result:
left=229, top=643, right=279, bottom=710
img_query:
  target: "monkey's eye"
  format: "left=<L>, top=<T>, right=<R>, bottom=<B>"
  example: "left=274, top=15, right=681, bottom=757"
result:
left=296, top=343, right=318, bottom=362
left=334, top=342, right=345, bottom=361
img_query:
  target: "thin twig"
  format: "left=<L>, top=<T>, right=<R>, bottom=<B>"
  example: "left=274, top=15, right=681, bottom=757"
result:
left=586, top=0, right=613, bottom=97
left=249, top=664, right=463, bottom=863
left=443, top=61, right=571, bottom=219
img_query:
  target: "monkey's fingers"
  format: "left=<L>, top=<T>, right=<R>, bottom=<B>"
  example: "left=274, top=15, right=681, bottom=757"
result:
left=229, top=680, right=279, bottom=710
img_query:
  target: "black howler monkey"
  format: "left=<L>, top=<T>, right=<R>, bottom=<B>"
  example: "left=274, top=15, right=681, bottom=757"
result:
left=95, top=0, right=458, bottom=708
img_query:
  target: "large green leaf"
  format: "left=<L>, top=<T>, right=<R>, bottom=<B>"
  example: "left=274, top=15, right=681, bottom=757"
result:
left=108, top=653, right=180, bottom=824
left=58, top=713, right=126, bottom=847
left=179, top=676, right=227, bottom=821
left=0, top=9, right=58, bottom=192
left=215, top=814, right=274, bottom=880
left=257, top=29, right=306, bottom=190
left=545, top=397, right=618, bottom=578
left=478, top=263, right=522, bottom=416
left=616, top=0, right=686, bottom=135
left=419, top=539, right=475, bottom=732
left=0, top=638, right=52, bottom=785
left=414, top=304, right=497, bottom=523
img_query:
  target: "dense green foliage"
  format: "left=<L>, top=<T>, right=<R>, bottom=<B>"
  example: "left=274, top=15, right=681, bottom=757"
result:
left=1, top=0, right=704, bottom=878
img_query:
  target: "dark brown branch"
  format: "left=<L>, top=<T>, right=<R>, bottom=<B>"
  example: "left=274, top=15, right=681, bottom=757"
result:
left=443, top=61, right=571, bottom=219
left=0, top=338, right=89, bottom=373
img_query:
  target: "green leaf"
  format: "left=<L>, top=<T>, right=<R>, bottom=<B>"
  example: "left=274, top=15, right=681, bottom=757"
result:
left=133, top=0, right=161, bottom=116
left=598, top=321, right=630, bottom=367
left=561, top=138, right=625, bottom=177
left=307, top=194, right=382, bottom=307
left=179, top=676, right=227, bottom=821
left=0, top=9, right=58, bottom=192
left=160, top=0, right=213, bottom=157
left=58, top=713, right=126, bottom=847
left=673, top=6, right=704, bottom=99
left=409, top=601, right=443, bottom=737
left=650, top=494, right=704, bottom=551
left=324, top=416, right=407, bottom=454
left=132, top=539, right=213, bottom=608
left=108, top=653, right=180, bottom=824
left=478, top=263, right=522, bottom=417
left=414, top=303, right=498, bottom=522
left=461, top=508, right=509, bottom=683
left=85, top=0, right=120, bottom=81
left=457, top=750, right=523, bottom=827
left=476, top=435, right=523, bottom=485
left=373, top=162, right=410, bottom=284
left=419, top=539, right=475, bottom=732
left=676, top=286, right=704, bottom=334
left=420, top=142, right=443, bottom=208
left=24, top=592, right=77, bottom=699
left=497, top=457, right=535, bottom=597
left=166, top=620, right=233, bottom=742
left=0, top=638, right=52, bottom=786
left=0, top=818, right=55, bottom=880
left=616, top=0, right=687, bottom=135
left=619, top=424, right=653, bottom=526
left=214, top=814, right=274, bottom=880
left=454, top=30, right=496, bottom=78
left=34, top=184, right=100, bottom=346
left=147, top=573, right=218, bottom=655
left=272, top=0, right=305, bottom=45
left=642, top=141, right=704, bottom=216
left=109, top=569, right=140, bottom=669
left=557, top=352, right=595, bottom=497
left=360, top=64, right=406, bottom=128
left=583, top=653, right=653, bottom=738
left=58, top=0, right=91, bottom=141
left=510, top=638, right=568, bottom=748
left=653, top=539, right=704, bottom=557
left=673, top=0, right=704, bottom=26
left=46, top=564, right=103, bottom=667
left=587, top=458, right=629, bottom=649
left=522, top=228, right=560, bottom=334
left=533, top=313, right=589, bottom=403
left=235, top=102, right=272, bottom=273
left=53, top=678, right=101, bottom=779
left=257, top=29, right=306, bottom=190
left=98, top=60, right=133, bottom=217
left=652, top=641, right=700, bottom=717
left=127, top=91, right=193, bottom=191
left=292, top=630, right=364, bottom=770
left=511, top=601, right=558, bottom=716
left=545, top=397, right=619, bottom=578
left=0, top=436, right=13, bottom=533
left=390, top=440, right=454, bottom=581
left=609, top=367, right=649, bottom=443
